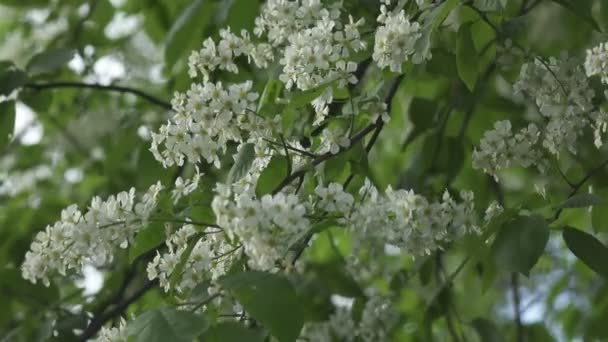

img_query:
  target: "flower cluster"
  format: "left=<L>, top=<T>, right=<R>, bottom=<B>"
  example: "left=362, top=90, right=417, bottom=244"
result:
left=513, top=56, right=595, bottom=155
left=187, top=28, right=273, bottom=80
left=150, top=81, right=265, bottom=167
left=472, top=120, right=545, bottom=177
left=21, top=182, right=163, bottom=285
left=300, top=294, right=397, bottom=341
left=347, top=182, right=479, bottom=257
left=314, top=182, right=354, bottom=215
left=254, top=0, right=341, bottom=46
left=146, top=224, right=237, bottom=293
left=171, top=167, right=202, bottom=204
left=95, top=318, right=127, bottom=342
left=373, top=2, right=424, bottom=72
left=212, top=182, right=309, bottom=270
left=0, top=165, right=52, bottom=197
left=585, top=41, right=608, bottom=85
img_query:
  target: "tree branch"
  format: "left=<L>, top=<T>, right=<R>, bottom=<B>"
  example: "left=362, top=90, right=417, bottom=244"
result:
left=511, top=273, right=524, bottom=342
left=24, top=81, right=172, bottom=111
left=79, top=279, right=158, bottom=341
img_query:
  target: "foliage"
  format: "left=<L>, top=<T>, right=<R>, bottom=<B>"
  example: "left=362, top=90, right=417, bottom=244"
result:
left=2, top=0, right=608, bottom=341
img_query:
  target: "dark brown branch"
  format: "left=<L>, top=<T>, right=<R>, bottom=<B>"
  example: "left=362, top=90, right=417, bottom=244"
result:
left=79, top=279, right=158, bottom=341
left=511, top=274, right=524, bottom=342
left=24, top=81, right=172, bottom=111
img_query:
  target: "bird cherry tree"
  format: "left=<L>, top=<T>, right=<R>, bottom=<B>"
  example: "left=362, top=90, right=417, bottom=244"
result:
left=2, top=0, right=608, bottom=341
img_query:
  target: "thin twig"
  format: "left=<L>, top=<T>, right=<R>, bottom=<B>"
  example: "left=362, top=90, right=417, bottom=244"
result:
left=24, top=81, right=172, bottom=110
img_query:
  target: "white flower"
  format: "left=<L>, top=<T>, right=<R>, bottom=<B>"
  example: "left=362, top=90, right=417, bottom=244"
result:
left=585, top=41, right=608, bottom=84
left=22, top=182, right=164, bottom=285
left=373, top=5, right=423, bottom=72
left=95, top=318, right=128, bottom=342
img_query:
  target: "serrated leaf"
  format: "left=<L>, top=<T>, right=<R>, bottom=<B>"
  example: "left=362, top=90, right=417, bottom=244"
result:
left=491, top=215, right=549, bottom=275
left=201, top=322, right=264, bottom=342
left=563, top=227, right=608, bottom=278
left=562, top=193, right=602, bottom=208
left=0, top=101, right=16, bottom=150
left=26, top=48, right=75, bottom=76
left=0, top=65, right=27, bottom=96
left=127, top=306, right=208, bottom=342
left=456, top=24, right=479, bottom=92
left=255, top=155, right=289, bottom=197
left=165, top=0, right=213, bottom=68
left=129, top=223, right=164, bottom=263
left=227, top=143, right=256, bottom=183
left=221, top=271, right=304, bottom=342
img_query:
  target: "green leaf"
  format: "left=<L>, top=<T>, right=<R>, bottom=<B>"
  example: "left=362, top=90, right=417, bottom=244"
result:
left=472, top=318, right=504, bottom=342
left=409, top=98, right=438, bottom=132
left=599, top=1, right=608, bottom=32
left=563, top=227, right=608, bottom=278
left=222, top=0, right=260, bottom=33
left=220, top=271, right=304, bottom=342
left=227, top=143, right=256, bottom=183
left=0, top=0, right=48, bottom=7
left=169, top=235, right=203, bottom=291
left=287, top=81, right=334, bottom=109
left=127, top=306, right=208, bottom=342
left=0, top=64, right=28, bottom=96
left=491, top=215, right=549, bottom=275
left=129, top=223, right=165, bottom=263
left=550, top=0, right=600, bottom=32
left=255, top=155, right=289, bottom=197
left=257, top=79, right=284, bottom=118
left=201, top=322, right=264, bottom=342
left=165, top=0, right=213, bottom=68
left=456, top=24, right=479, bottom=92
left=592, top=201, right=608, bottom=232
left=562, top=193, right=602, bottom=208
left=431, top=0, right=460, bottom=31
left=473, top=0, right=504, bottom=12
left=26, top=48, right=75, bottom=76
left=0, top=101, right=16, bottom=150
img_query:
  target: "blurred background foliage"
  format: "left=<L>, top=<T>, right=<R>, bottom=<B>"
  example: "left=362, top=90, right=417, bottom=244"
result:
left=1, top=0, right=608, bottom=341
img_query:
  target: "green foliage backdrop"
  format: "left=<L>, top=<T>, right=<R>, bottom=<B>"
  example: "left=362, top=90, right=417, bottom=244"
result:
left=1, top=0, right=608, bottom=341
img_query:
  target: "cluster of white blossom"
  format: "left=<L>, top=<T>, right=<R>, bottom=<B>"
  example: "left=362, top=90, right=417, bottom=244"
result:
left=95, top=318, right=128, bottom=342
left=187, top=28, right=273, bottom=80
left=0, top=165, right=52, bottom=197
left=150, top=81, right=267, bottom=167
left=21, top=182, right=163, bottom=285
left=255, top=0, right=367, bottom=121
left=299, top=294, right=397, bottom=341
left=254, top=0, right=341, bottom=46
left=373, top=1, right=425, bottom=72
left=146, top=224, right=237, bottom=293
left=513, top=56, right=595, bottom=155
left=212, top=181, right=309, bottom=270
left=314, top=182, right=354, bottom=215
left=171, top=167, right=201, bottom=204
left=475, top=52, right=608, bottom=177
left=472, top=120, right=545, bottom=177
left=317, top=124, right=351, bottom=154
left=585, top=41, right=608, bottom=85
left=347, top=181, right=479, bottom=257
